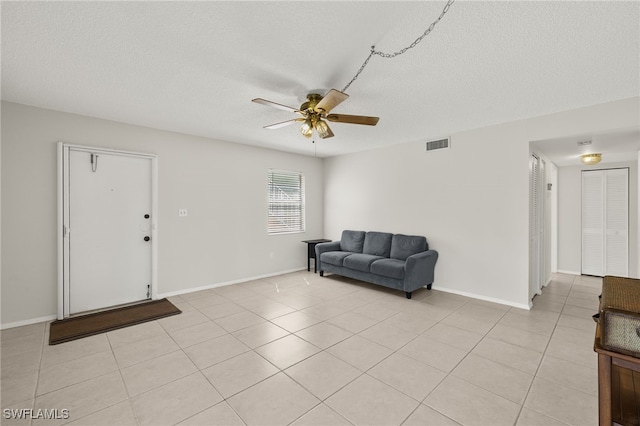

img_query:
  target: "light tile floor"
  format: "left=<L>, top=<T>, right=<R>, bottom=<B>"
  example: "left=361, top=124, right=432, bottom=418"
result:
left=1, top=271, right=601, bottom=425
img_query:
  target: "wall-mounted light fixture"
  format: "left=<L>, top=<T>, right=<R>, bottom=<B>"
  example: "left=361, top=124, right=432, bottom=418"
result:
left=581, top=153, right=602, bottom=165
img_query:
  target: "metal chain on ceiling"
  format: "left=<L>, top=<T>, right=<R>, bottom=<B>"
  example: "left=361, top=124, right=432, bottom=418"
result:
left=341, top=0, right=456, bottom=93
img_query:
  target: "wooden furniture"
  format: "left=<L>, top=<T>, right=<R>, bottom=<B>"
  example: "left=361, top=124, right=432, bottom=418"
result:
left=594, top=324, right=640, bottom=425
left=302, top=239, right=331, bottom=273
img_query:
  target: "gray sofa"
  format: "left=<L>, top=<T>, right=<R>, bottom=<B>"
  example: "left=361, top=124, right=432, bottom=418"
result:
left=315, top=230, right=438, bottom=299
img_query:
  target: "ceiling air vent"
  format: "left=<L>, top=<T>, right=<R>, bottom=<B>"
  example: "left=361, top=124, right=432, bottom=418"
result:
left=426, top=138, right=450, bottom=152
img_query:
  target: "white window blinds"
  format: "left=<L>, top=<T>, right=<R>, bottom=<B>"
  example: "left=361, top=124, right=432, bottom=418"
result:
left=268, top=170, right=305, bottom=234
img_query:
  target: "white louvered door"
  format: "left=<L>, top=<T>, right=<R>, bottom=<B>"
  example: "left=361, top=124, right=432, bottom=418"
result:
left=605, top=169, right=629, bottom=275
left=529, top=153, right=541, bottom=297
left=582, top=171, right=604, bottom=276
left=581, top=168, right=628, bottom=277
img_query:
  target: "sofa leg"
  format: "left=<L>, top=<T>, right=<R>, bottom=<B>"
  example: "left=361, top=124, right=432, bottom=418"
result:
left=405, top=292, right=412, bottom=299
left=319, top=271, right=324, bottom=277
left=426, top=284, right=432, bottom=290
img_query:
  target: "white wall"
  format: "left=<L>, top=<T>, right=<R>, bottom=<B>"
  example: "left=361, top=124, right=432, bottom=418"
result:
left=557, top=161, right=638, bottom=277
left=324, top=97, right=640, bottom=308
left=1, top=101, right=324, bottom=327
left=2, top=98, right=638, bottom=324
left=325, top=121, right=531, bottom=308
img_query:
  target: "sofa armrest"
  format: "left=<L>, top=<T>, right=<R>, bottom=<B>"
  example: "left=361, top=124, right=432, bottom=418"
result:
left=315, top=241, right=342, bottom=271
left=404, top=250, right=439, bottom=291
left=315, top=241, right=341, bottom=256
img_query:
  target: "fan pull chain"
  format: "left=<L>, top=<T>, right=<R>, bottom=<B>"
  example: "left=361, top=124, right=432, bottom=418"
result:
left=341, top=0, right=455, bottom=93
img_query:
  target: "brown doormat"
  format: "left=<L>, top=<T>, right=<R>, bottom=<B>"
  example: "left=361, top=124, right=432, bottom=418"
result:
left=49, top=298, right=181, bottom=345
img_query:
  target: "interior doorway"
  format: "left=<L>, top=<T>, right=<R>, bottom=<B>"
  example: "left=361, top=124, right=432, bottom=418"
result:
left=58, top=143, right=158, bottom=318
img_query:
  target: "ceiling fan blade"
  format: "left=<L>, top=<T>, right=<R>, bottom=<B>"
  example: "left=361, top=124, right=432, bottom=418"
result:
left=252, top=98, right=301, bottom=114
left=264, top=118, right=305, bottom=129
left=326, top=114, right=380, bottom=126
left=314, top=89, right=349, bottom=114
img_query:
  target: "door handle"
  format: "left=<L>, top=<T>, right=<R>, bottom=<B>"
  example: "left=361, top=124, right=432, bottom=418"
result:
left=144, top=236, right=151, bottom=242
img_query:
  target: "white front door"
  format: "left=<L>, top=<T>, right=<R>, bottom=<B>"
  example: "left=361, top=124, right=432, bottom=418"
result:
left=61, top=145, right=155, bottom=315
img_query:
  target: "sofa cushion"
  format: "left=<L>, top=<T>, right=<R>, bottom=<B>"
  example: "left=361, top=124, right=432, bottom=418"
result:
left=363, top=232, right=393, bottom=257
left=370, top=258, right=406, bottom=280
left=390, top=234, right=428, bottom=261
left=343, top=253, right=385, bottom=272
left=321, top=251, right=353, bottom=267
left=340, top=230, right=366, bottom=253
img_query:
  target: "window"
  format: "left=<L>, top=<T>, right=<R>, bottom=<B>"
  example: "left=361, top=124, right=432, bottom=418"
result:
left=268, top=169, right=305, bottom=234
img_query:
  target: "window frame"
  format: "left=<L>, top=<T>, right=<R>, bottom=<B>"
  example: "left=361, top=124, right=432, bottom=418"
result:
left=267, top=169, right=306, bottom=235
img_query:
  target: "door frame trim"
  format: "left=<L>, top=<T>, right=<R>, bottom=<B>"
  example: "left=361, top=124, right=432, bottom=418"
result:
left=57, top=142, right=158, bottom=319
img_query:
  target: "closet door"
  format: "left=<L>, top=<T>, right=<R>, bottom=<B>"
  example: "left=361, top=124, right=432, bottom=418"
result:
left=581, top=168, right=628, bottom=277
left=529, top=154, right=541, bottom=294
left=582, top=171, right=604, bottom=276
left=605, top=169, right=629, bottom=276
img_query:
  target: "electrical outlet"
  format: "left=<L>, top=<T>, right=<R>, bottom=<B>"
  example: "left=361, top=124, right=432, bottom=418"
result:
left=178, top=209, right=188, bottom=217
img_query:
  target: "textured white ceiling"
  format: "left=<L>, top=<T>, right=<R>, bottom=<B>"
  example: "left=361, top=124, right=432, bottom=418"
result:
left=2, top=1, right=639, bottom=158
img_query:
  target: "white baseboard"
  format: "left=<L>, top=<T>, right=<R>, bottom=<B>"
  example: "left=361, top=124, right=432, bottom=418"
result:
left=1, top=314, right=57, bottom=330
left=1, top=268, right=307, bottom=329
left=2, top=268, right=536, bottom=328
left=430, top=285, right=532, bottom=310
left=158, top=267, right=306, bottom=299
left=556, top=270, right=580, bottom=276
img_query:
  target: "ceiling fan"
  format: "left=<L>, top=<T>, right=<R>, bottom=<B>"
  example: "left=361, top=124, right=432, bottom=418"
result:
left=252, top=89, right=379, bottom=139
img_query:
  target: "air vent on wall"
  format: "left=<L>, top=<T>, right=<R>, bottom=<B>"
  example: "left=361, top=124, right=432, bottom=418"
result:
left=426, top=138, right=450, bottom=152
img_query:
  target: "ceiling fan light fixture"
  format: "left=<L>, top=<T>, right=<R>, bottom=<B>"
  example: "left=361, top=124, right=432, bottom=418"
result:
left=299, top=118, right=313, bottom=138
left=315, top=119, right=330, bottom=138
left=581, top=153, right=602, bottom=165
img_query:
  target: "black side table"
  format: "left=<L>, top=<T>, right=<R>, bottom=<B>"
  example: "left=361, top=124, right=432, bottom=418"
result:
left=302, top=239, right=331, bottom=273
